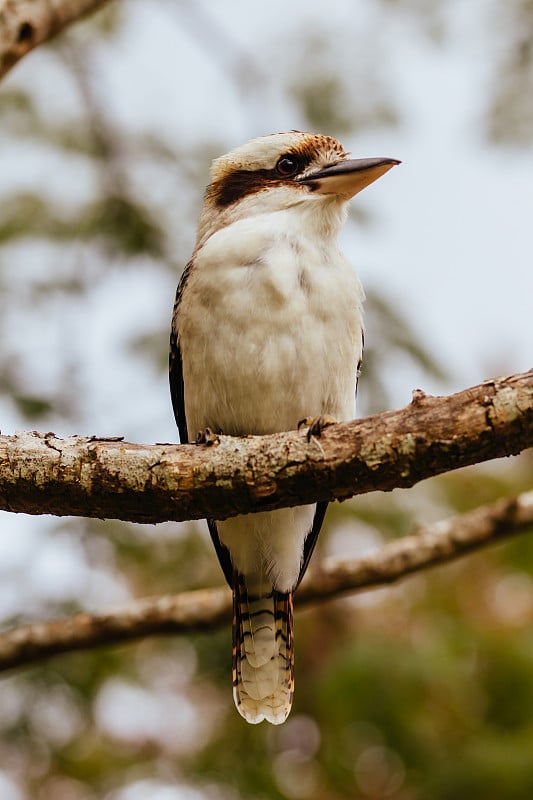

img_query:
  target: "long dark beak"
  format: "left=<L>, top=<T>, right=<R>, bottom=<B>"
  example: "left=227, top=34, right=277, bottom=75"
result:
left=298, top=157, right=400, bottom=199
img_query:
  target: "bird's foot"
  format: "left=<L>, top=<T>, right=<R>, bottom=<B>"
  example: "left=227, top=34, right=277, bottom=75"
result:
left=298, top=415, right=337, bottom=443
left=195, top=427, right=220, bottom=446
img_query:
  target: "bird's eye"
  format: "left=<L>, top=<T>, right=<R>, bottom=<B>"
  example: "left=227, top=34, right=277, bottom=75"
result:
left=275, top=156, right=301, bottom=177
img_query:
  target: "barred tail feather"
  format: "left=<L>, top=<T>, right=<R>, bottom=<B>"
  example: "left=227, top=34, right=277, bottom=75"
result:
left=232, top=573, right=294, bottom=725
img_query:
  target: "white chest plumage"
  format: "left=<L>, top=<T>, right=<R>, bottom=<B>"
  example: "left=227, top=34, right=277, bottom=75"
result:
left=178, top=207, right=364, bottom=440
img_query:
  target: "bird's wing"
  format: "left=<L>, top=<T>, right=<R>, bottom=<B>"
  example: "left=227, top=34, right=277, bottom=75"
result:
left=169, top=261, right=234, bottom=587
left=356, top=328, right=365, bottom=401
left=296, top=501, right=328, bottom=589
left=169, top=333, right=188, bottom=445
left=169, top=261, right=192, bottom=444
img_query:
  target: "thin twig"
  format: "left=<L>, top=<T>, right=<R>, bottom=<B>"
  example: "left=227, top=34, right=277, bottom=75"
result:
left=0, top=491, right=531, bottom=671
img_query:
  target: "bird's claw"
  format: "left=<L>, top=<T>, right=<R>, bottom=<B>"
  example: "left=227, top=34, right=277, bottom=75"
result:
left=195, top=427, right=220, bottom=446
left=298, top=415, right=337, bottom=442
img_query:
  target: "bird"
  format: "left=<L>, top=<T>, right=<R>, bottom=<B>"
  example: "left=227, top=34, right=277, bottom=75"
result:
left=169, top=131, right=399, bottom=725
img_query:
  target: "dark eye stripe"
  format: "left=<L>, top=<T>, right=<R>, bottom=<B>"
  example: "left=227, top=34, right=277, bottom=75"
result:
left=209, top=149, right=316, bottom=208
left=209, top=168, right=274, bottom=207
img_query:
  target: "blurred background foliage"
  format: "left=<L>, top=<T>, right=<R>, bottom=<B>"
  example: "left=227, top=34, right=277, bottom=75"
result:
left=0, top=1, right=532, bottom=798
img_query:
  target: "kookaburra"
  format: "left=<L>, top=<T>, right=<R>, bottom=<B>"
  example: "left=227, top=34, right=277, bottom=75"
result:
left=169, top=131, right=399, bottom=724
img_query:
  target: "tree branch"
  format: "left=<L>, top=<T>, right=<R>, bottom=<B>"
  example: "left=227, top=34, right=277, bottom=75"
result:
left=0, top=370, right=532, bottom=523
left=1, top=492, right=531, bottom=671
left=0, top=0, right=112, bottom=78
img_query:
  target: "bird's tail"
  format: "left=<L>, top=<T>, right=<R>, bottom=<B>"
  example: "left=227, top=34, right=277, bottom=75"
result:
left=232, top=572, right=294, bottom=725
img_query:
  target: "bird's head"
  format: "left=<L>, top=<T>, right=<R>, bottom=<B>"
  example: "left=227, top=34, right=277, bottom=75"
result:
left=195, top=131, right=399, bottom=246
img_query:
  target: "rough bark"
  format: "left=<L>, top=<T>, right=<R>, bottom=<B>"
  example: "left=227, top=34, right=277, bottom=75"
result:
left=0, top=492, right=531, bottom=671
left=0, top=0, right=112, bottom=78
left=0, top=370, right=532, bottom=523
